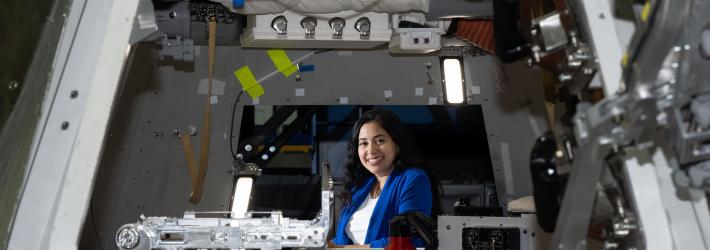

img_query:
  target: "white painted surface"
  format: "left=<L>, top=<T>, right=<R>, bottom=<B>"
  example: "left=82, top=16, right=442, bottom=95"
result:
left=624, top=151, right=674, bottom=250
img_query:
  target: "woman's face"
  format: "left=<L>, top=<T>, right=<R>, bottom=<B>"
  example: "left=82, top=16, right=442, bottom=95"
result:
left=357, top=121, right=399, bottom=178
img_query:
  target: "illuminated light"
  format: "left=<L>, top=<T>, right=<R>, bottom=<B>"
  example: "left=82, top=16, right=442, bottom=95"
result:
left=231, top=177, right=253, bottom=219
left=442, top=58, right=465, bottom=104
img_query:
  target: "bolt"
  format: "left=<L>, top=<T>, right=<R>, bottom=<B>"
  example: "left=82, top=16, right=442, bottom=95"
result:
left=61, top=122, right=69, bottom=130
left=70, top=90, right=78, bottom=98
left=116, top=227, right=139, bottom=249
left=261, top=154, right=269, bottom=160
left=269, top=146, right=276, bottom=152
left=413, top=38, right=419, bottom=44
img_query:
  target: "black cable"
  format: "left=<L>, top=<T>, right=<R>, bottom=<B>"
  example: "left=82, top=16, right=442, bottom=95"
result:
left=90, top=198, right=102, bottom=250
left=314, top=48, right=334, bottom=54
left=228, top=48, right=327, bottom=160
left=229, top=90, right=245, bottom=160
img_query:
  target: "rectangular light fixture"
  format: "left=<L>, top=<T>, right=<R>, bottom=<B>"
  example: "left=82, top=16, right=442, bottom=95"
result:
left=231, top=177, right=253, bottom=219
left=442, top=57, right=466, bottom=104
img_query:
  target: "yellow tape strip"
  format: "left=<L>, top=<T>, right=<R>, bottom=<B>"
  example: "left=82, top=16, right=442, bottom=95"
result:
left=267, top=49, right=298, bottom=77
left=621, top=52, right=629, bottom=67
left=641, top=1, right=651, bottom=22
left=234, top=66, right=265, bottom=98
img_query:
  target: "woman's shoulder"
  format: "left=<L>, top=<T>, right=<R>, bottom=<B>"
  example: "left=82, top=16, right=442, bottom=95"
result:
left=399, top=167, right=428, bottom=179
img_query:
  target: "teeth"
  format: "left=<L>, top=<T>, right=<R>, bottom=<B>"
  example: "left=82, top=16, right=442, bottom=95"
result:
left=367, top=157, right=382, bottom=164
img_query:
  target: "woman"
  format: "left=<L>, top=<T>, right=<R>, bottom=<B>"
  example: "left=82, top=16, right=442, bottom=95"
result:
left=330, top=109, right=441, bottom=248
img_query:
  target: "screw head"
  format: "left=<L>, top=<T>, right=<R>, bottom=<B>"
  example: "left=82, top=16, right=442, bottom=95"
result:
left=116, top=227, right=139, bottom=249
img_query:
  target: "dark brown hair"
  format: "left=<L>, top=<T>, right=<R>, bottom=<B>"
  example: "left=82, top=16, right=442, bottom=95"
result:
left=342, top=108, right=442, bottom=217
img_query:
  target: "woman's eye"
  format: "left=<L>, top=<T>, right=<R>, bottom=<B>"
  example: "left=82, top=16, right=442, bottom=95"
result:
left=376, top=139, right=385, bottom=144
left=359, top=142, right=367, bottom=146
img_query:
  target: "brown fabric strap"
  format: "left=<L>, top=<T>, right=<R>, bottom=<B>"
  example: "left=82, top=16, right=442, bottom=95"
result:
left=188, top=17, right=217, bottom=203
left=180, top=134, right=198, bottom=187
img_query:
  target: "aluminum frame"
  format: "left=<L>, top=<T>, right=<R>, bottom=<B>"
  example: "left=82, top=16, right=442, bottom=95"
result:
left=8, top=0, right=144, bottom=248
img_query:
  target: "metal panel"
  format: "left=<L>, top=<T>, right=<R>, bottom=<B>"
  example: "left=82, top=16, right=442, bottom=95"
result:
left=437, top=214, right=549, bottom=250
left=623, top=149, right=675, bottom=250
left=426, top=0, right=493, bottom=19
left=576, top=0, right=625, bottom=95
left=635, top=149, right=710, bottom=249
left=8, top=0, right=144, bottom=248
left=470, top=58, right=549, bottom=205
left=89, top=44, right=240, bottom=250
left=90, top=44, right=548, bottom=248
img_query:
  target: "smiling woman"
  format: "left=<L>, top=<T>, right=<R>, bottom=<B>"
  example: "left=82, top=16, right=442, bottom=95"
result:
left=330, top=109, right=441, bottom=248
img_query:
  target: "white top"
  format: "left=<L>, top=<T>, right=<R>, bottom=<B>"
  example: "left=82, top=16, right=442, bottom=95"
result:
left=346, top=194, right=380, bottom=244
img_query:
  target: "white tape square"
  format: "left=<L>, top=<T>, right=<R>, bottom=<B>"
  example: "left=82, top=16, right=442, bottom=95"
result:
left=384, top=90, right=393, bottom=98
left=339, top=97, right=349, bottom=104
left=195, top=46, right=201, bottom=56
left=471, top=86, right=481, bottom=95
left=210, top=95, right=218, bottom=104
left=295, top=88, right=305, bottom=96
left=252, top=97, right=260, bottom=105
left=198, top=79, right=226, bottom=95
left=415, top=87, right=423, bottom=96
left=428, top=97, right=438, bottom=105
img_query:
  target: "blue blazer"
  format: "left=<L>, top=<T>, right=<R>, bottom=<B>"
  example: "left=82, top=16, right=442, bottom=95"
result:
left=332, top=167, right=433, bottom=248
